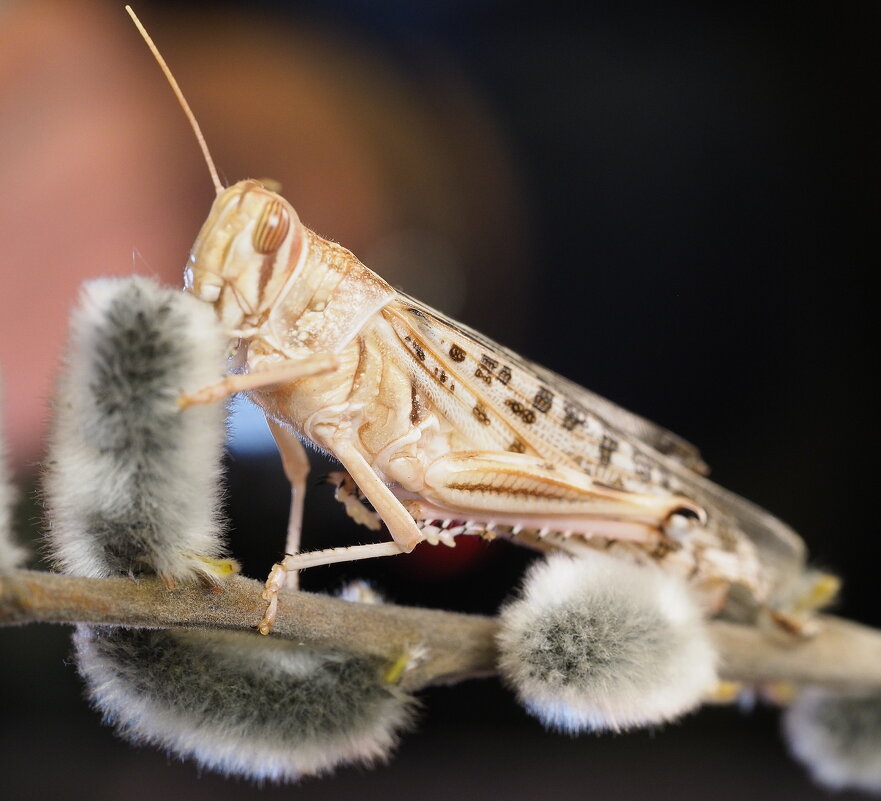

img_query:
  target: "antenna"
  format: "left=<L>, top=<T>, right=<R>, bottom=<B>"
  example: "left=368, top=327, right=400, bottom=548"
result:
left=125, top=6, right=224, bottom=195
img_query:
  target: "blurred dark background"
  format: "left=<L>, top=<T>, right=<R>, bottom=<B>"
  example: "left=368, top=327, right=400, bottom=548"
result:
left=0, top=0, right=877, bottom=798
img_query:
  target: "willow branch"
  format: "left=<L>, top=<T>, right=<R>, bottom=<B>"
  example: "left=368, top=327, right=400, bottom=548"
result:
left=0, top=569, right=496, bottom=690
left=710, top=616, right=881, bottom=691
left=2, top=569, right=881, bottom=693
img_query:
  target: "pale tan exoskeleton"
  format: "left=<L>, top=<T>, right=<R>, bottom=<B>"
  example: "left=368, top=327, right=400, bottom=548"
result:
left=127, top=8, right=835, bottom=636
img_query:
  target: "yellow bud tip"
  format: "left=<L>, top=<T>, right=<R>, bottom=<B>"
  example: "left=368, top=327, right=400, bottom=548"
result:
left=809, top=574, right=841, bottom=608
left=705, top=680, right=742, bottom=704
left=383, top=651, right=412, bottom=684
left=194, top=556, right=241, bottom=578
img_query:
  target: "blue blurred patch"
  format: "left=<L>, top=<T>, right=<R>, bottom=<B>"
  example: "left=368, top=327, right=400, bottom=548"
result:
left=227, top=395, right=276, bottom=454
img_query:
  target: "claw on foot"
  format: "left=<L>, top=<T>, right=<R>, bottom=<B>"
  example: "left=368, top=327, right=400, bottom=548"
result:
left=177, top=388, right=209, bottom=410
left=259, top=562, right=288, bottom=635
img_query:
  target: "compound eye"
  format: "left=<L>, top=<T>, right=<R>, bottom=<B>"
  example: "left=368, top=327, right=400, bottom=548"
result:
left=252, top=199, right=291, bottom=254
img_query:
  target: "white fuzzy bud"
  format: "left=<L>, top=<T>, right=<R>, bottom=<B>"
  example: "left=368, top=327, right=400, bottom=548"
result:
left=497, top=551, right=718, bottom=733
left=73, top=624, right=417, bottom=783
left=336, top=579, right=386, bottom=605
left=44, top=277, right=419, bottom=783
left=44, top=277, right=231, bottom=584
left=783, top=687, right=881, bottom=794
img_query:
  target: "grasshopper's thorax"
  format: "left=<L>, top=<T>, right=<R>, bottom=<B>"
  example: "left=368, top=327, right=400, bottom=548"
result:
left=185, top=180, right=304, bottom=335
left=264, top=230, right=395, bottom=357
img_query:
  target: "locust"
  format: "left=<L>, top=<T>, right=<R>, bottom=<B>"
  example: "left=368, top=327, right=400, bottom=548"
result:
left=127, top=8, right=834, bottom=637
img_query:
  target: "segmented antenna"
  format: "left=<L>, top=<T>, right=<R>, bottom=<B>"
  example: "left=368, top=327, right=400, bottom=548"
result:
left=125, top=6, right=223, bottom=195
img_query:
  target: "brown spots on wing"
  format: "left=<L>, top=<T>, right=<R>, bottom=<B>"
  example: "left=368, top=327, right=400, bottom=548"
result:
left=633, top=451, right=653, bottom=482
left=404, top=335, right=426, bottom=361
left=472, top=404, right=491, bottom=425
left=505, top=399, right=536, bottom=424
left=474, top=364, right=492, bottom=384
left=561, top=401, right=585, bottom=431
left=599, top=434, right=618, bottom=467
left=532, top=387, right=554, bottom=413
left=449, top=344, right=466, bottom=362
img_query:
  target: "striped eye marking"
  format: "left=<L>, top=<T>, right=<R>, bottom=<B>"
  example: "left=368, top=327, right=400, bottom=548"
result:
left=252, top=199, right=291, bottom=254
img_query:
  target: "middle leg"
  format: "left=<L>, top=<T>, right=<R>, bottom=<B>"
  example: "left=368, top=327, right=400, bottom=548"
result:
left=266, top=418, right=311, bottom=590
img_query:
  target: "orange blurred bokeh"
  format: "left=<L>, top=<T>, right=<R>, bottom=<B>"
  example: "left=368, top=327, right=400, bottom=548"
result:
left=0, top=0, right=527, bottom=472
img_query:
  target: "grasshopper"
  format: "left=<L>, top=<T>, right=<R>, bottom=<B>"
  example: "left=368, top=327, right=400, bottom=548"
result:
left=127, top=9, right=828, bottom=636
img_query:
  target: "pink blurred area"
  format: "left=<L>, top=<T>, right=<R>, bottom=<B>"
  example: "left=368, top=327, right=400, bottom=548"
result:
left=0, top=0, right=526, bottom=472
left=0, top=0, right=200, bottom=470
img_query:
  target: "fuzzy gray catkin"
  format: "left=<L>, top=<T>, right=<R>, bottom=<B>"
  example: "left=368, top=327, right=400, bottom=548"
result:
left=0, top=373, right=28, bottom=572
left=44, top=278, right=416, bottom=781
left=783, top=688, right=881, bottom=795
left=497, top=551, right=718, bottom=733
left=44, top=276, right=231, bottom=583
left=73, top=625, right=416, bottom=782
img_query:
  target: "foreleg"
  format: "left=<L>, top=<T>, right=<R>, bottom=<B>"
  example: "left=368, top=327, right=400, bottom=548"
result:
left=178, top=353, right=338, bottom=408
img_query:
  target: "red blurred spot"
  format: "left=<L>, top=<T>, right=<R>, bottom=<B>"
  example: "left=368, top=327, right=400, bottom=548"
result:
left=399, top=535, right=495, bottom=581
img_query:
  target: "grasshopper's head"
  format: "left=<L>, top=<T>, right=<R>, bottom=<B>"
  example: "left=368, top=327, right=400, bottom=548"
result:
left=185, top=179, right=304, bottom=335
